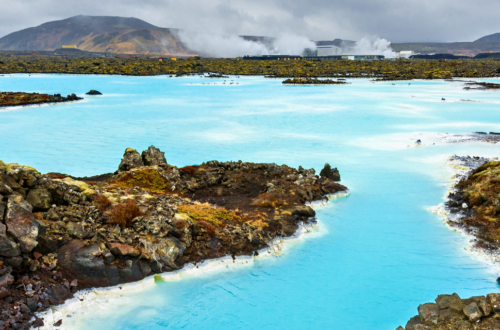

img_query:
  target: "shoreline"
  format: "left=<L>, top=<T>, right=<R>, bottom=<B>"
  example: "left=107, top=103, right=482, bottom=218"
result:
left=32, top=190, right=350, bottom=330
left=429, top=155, right=500, bottom=266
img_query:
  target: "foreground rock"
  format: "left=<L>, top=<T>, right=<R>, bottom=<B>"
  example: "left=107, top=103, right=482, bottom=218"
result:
left=0, top=146, right=347, bottom=328
left=0, top=92, right=82, bottom=107
left=398, top=293, right=500, bottom=329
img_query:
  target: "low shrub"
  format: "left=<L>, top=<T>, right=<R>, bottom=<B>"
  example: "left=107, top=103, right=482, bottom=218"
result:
left=108, top=199, right=144, bottom=228
left=93, top=194, right=112, bottom=212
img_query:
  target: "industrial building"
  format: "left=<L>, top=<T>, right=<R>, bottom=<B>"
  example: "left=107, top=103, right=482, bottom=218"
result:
left=317, top=44, right=342, bottom=56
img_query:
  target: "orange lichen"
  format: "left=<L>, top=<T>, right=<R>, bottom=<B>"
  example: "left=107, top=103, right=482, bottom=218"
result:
left=177, top=203, right=241, bottom=226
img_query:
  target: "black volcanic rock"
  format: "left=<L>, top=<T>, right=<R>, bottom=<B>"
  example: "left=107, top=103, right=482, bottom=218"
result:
left=86, top=90, right=102, bottom=95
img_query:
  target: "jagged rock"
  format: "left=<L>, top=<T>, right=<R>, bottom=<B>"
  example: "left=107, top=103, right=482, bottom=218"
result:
left=292, top=206, right=316, bottom=218
left=66, top=222, right=92, bottom=239
left=418, top=303, right=439, bottom=324
left=26, top=188, right=53, bottom=211
left=463, top=302, right=483, bottom=322
left=108, top=242, right=139, bottom=257
left=4, top=163, right=41, bottom=187
left=118, top=148, right=144, bottom=172
left=0, top=223, right=21, bottom=257
left=5, top=198, right=38, bottom=252
left=27, top=297, right=38, bottom=312
left=86, top=90, right=102, bottom=95
left=320, top=163, right=341, bottom=181
left=405, top=315, right=421, bottom=329
left=463, top=296, right=491, bottom=316
left=414, top=325, right=430, bottom=330
left=436, top=293, right=463, bottom=312
left=0, top=273, right=14, bottom=288
left=0, top=183, right=12, bottom=195
left=487, top=293, right=500, bottom=312
left=142, top=146, right=167, bottom=166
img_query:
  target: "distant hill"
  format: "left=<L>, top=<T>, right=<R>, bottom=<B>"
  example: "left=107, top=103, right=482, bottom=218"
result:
left=475, top=33, right=500, bottom=42
left=0, top=15, right=190, bottom=54
left=391, top=41, right=500, bottom=57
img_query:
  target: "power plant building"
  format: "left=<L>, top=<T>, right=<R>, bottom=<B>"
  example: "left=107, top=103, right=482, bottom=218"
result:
left=316, top=41, right=342, bottom=56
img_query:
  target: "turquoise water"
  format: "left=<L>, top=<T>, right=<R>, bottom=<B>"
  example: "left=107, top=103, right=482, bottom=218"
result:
left=1, top=74, right=500, bottom=329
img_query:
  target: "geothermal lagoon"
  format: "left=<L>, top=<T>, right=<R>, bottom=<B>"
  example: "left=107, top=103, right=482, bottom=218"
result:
left=1, top=75, right=500, bottom=329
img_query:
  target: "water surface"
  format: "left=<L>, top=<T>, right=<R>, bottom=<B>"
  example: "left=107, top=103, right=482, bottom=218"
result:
left=1, top=74, right=500, bottom=329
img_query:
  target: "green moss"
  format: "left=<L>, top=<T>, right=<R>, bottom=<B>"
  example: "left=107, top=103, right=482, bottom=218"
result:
left=177, top=204, right=241, bottom=227
left=114, top=169, right=170, bottom=193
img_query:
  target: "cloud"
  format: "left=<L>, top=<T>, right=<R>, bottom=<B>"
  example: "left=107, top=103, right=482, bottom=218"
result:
left=1, top=0, right=500, bottom=43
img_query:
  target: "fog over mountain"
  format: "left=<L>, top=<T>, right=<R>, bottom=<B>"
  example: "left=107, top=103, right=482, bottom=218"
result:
left=1, top=0, right=500, bottom=43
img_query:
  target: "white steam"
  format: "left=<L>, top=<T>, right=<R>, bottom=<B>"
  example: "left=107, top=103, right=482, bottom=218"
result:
left=178, top=31, right=315, bottom=57
left=349, top=36, right=398, bottom=58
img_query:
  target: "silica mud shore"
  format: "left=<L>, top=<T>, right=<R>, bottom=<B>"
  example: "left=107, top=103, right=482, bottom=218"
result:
left=32, top=191, right=350, bottom=330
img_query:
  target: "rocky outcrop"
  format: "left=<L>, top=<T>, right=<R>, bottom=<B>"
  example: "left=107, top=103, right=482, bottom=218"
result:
left=142, top=146, right=167, bottom=166
left=0, top=146, right=347, bottom=329
left=0, top=91, right=82, bottom=108
left=399, top=293, right=500, bottom=329
left=118, top=148, right=143, bottom=172
left=320, top=163, right=341, bottom=182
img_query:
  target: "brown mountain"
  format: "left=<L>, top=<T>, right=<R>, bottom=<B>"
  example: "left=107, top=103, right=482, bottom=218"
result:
left=0, top=15, right=190, bottom=54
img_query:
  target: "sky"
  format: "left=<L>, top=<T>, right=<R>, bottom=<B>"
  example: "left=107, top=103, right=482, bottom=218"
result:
left=1, top=0, right=499, bottom=43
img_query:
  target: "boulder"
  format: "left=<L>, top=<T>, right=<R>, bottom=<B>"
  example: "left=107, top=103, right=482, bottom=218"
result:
left=0, top=183, right=12, bottom=195
left=418, top=303, right=439, bottom=325
left=5, top=198, right=39, bottom=252
left=66, top=222, right=92, bottom=239
left=0, top=173, right=20, bottom=189
left=472, top=296, right=491, bottom=316
left=0, top=273, right=14, bottom=288
left=57, top=240, right=108, bottom=288
left=86, top=90, right=102, bottom=95
left=463, top=302, right=483, bottom=322
left=142, top=146, right=167, bottom=166
left=27, top=297, right=38, bottom=312
left=107, top=242, right=139, bottom=257
left=320, top=163, right=341, bottom=181
left=414, top=326, right=430, bottom=330
left=4, top=163, right=41, bottom=187
left=405, top=315, right=421, bottom=330
left=436, top=293, right=463, bottom=312
left=118, top=148, right=144, bottom=172
left=292, top=206, right=316, bottom=218
left=487, top=293, right=500, bottom=312
left=26, top=188, right=53, bottom=211
left=0, top=223, right=21, bottom=257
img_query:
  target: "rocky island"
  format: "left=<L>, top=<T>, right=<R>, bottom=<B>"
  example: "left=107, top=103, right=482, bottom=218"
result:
left=0, top=92, right=81, bottom=108
left=0, top=146, right=346, bottom=329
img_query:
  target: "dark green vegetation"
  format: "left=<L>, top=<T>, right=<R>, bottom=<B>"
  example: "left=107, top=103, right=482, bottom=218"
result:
left=1, top=56, right=500, bottom=80
left=0, top=15, right=188, bottom=55
left=0, top=92, right=81, bottom=107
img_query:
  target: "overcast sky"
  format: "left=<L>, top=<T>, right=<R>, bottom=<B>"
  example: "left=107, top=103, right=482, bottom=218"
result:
left=1, top=0, right=499, bottom=42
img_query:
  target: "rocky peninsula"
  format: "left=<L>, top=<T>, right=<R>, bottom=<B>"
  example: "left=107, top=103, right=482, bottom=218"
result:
left=398, top=156, right=500, bottom=330
left=0, top=92, right=81, bottom=108
left=282, top=78, right=349, bottom=85
left=0, top=146, right=346, bottom=329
